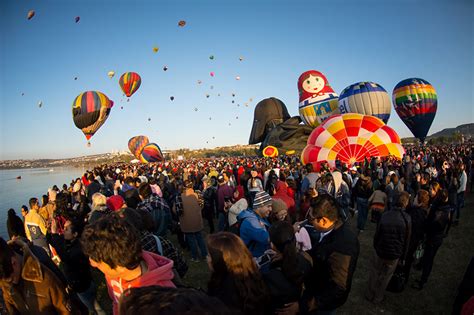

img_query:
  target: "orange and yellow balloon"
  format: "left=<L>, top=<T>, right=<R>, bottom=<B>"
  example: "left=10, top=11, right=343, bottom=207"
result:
left=263, top=146, right=279, bottom=157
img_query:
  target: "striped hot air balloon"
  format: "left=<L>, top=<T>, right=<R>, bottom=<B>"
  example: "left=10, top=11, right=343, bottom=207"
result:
left=72, top=91, right=113, bottom=141
left=140, top=143, right=163, bottom=163
left=392, top=78, right=437, bottom=143
left=338, top=82, right=391, bottom=123
left=119, top=72, right=141, bottom=97
left=128, top=136, right=149, bottom=159
left=301, top=113, right=404, bottom=168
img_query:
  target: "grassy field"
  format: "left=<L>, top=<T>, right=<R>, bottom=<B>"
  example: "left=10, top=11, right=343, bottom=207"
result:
left=94, top=192, right=474, bottom=314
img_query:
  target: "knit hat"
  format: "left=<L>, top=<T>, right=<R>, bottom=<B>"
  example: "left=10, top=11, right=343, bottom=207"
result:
left=253, top=191, right=273, bottom=208
left=106, top=195, right=124, bottom=212
left=272, top=198, right=287, bottom=214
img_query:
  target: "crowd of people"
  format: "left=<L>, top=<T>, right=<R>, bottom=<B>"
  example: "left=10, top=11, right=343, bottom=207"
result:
left=1, top=143, right=473, bottom=314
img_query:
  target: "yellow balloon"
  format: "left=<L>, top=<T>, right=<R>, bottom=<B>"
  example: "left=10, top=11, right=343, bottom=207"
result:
left=153, top=47, right=159, bottom=53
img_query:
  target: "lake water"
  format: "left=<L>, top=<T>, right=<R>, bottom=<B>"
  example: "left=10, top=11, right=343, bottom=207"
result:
left=0, top=167, right=86, bottom=239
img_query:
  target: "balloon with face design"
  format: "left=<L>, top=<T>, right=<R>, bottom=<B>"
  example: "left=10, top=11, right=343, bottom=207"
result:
left=298, top=70, right=339, bottom=128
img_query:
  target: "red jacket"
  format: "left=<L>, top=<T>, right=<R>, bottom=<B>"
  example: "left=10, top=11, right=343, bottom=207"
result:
left=273, top=181, right=296, bottom=215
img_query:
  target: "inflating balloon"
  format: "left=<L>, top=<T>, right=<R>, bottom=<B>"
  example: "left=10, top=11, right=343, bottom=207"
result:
left=263, top=146, right=279, bottom=157
left=140, top=143, right=163, bottom=163
left=119, top=72, right=141, bottom=97
left=75, top=16, right=80, bottom=23
left=72, top=91, right=114, bottom=141
left=128, top=136, right=149, bottom=159
left=27, top=10, right=35, bottom=20
left=107, top=71, right=115, bottom=78
left=301, top=113, right=404, bottom=169
left=392, top=78, right=437, bottom=143
left=298, top=70, right=340, bottom=128
left=339, top=82, right=391, bottom=123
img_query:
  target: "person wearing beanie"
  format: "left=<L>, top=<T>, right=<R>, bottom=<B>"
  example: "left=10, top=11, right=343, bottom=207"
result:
left=107, top=195, right=125, bottom=212
left=237, top=191, right=272, bottom=257
left=269, top=198, right=289, bottom=224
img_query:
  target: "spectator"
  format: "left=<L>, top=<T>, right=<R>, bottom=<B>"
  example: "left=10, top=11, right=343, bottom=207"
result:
left=237, top=191, right=272, bottom=257
left=81, top=214, right=175, bottom=315
left=137, top=182, right=172, bottom=237
left=6, top=208, right=26, bottom=239
left=366, top=191, right=411, bottom=303
left=24, top=197, right=50, bottom=255
left=207, top=232, right=270, bottom=314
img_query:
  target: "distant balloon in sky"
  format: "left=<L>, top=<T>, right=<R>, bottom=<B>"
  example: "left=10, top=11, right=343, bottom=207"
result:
left=338, top=81, right=391, bottom=123
left=38, top=101, right=42, bottom=108
left=210, top=72, right=215, bottom=77
left=210, top=85, right=214, bottom=89
left=107, top=71, right=115, bottom=78
left=178, top=20, right=186, bottom=27
left=170, top=96, right=174, bottom=101
left=119, top=72, right=141, bottom=97
left=194, top=107, right=198, bottom=111
left=21, top=93, right=25, bottom=96
left=153, top=47, right=159, bottom=53
left=27, top=10, right=35, bottom=20
left=209, top=55, right=214, bottom=60
left=239, top=56, right=244, bottom=61
left=206, top=94, right=210, bottom=98
left=232, top=93, right=235, bottom=97
left=209, top=117, right=212, bottom=120
left=197, top=80, right=202, bottom=84
left=163, top=66, right=168, bottom=71
left=74, top=77, right=78, bottom=81
left=392, top=78, right=437, bottom=143
left=298, top=70, right=340, bottom=128
left=72, top=91, right=113, bottom=141
left=75, top=16, right=80, bottom=23
left=235, top=76, right=240, bottom=80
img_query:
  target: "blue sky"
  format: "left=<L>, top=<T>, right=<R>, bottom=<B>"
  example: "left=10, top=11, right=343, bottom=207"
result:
left=1, top=0, right=472, bottom=160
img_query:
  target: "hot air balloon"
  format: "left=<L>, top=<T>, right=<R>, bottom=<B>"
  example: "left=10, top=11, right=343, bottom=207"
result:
left=209, top=55, right=214, bottom=60
left=178, top=20, right=186, bottom=27
left=153, top=47, right=159, bottom=53
left=27, top=10, right=35, bottom=20
left=298, top=70, right=340, bottom=128
left=210, top=72, right=215, bottom=77
left=170, top=96, right=174, bottom=101
left=338, top=82, right=391, bottom=123
left=140, top=143, right=163, bottom=163
left=392, top=78, right=437, bottom=143
left=128, top=136, right=149, bottom=159
left=263, top=146, right=279, bottom=157
left=235, top=76, right=241, bottom=80
left=119, top=72, right=141, bottom=97
left=163, top=66, right=168, bottom=71
left=75, top=16, right=80, bottom=23
left=72, top=91, right=114, bottom=142
left=107, top=71, right=115, bottom=78
left=301, top=113, right=404, bottom=169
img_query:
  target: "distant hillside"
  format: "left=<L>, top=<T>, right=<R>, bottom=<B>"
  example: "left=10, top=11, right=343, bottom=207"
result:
left=429, top=123, right=474, bottom=138
left=402, top=123, right=474, bottom=144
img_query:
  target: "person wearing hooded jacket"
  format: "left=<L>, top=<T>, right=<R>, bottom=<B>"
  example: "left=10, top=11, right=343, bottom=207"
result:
left=81, top=214, right=175, bottom=315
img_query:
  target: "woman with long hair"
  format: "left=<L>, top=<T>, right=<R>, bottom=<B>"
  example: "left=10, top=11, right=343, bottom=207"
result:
left=264, top=221, right=312, bottom=314
left=207, top=232, right=270, bottom=314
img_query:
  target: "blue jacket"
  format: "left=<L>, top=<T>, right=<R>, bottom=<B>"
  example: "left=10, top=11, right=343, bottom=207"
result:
left=237, top=209, right=270, bottom=257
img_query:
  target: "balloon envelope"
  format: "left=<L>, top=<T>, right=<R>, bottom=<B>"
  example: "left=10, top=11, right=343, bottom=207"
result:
left=107, top=71, right=115, bottom=78
left=338, top=82, right=391, bottom=123
left=392, top=78, right=437, bottom=142
left=140, top=143, right=163, bottom=163
left=75, top=16, right=80, bottom=23
left=27, top=10, right=35, bottom=20
left=298, top=70, right=340, bottom=127
left=263, top=146, right=279, bottom=157
left=301, top=113, right=404, bottom=168
left=119, top=72, right=141, bottom=97
left=72, top=91, right=113, bottom=140
left=128, top=136, right=149, bottom=159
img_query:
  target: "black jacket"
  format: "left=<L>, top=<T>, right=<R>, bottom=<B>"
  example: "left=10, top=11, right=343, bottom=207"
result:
left=425, top=202, right=451, bottom=246
left=47, top=234, right=92, bottom=293
left=262, top=252, right=312, bottom=313
left=7, top=214, right=26, bottom=239
left=406, top=205, right=428, bottom=246
left=305, top=222, right=359, bottom=311
left=374, top=207, right=411, bottom=260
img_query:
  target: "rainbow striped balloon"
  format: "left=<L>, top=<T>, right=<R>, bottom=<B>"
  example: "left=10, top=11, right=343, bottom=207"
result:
left=301, top=113, right=404, bottom=168
left=392, top=78, right=437, bottom=142
left=140, top=143, right=163, bottom=163
left=119, top=72, right=141, bottom=97
left=72, top=91, right=114, bottom=140
left=128, top=136, right=149, bottom=159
